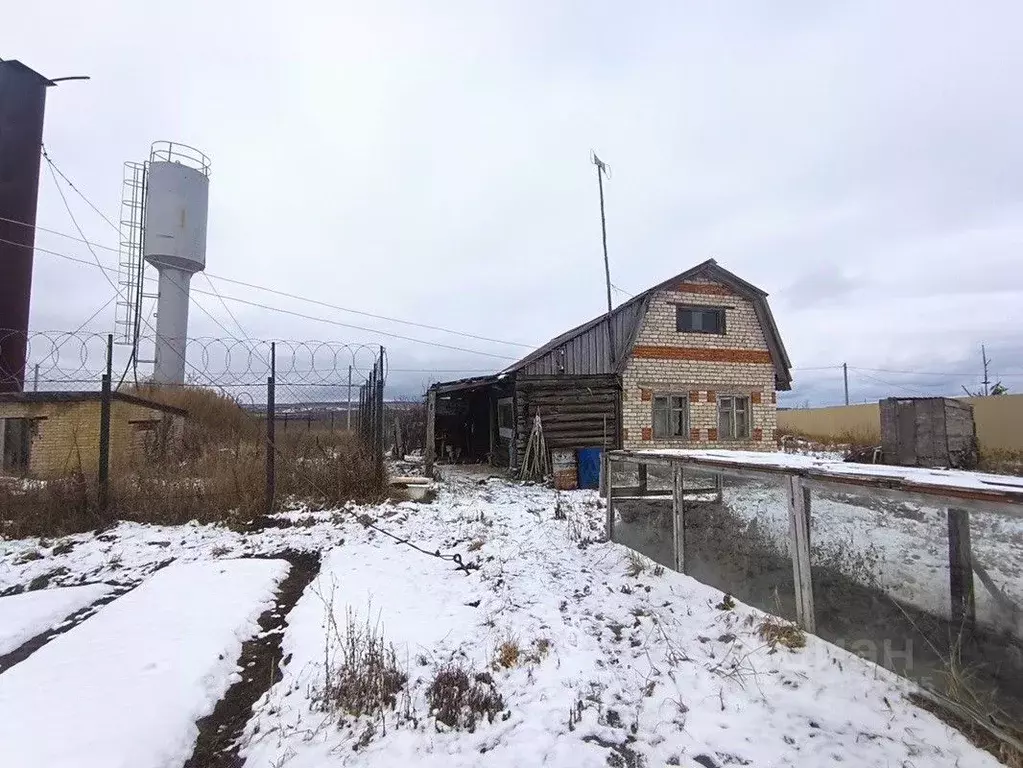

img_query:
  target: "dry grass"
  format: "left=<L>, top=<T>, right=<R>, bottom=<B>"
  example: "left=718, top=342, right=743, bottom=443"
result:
left=978, top=447, right=1023, bottom=477
left=494, top=638, right=521, bottom=670
left=1, top=386, right=385, bottom=539
left=776, top=426, right=880, bottom=450
left=126, top=384, right=259, bottom=457
left=757, top=618, right=806, bottom=650
left=625, top=550, right=648, bottom=578
left=426, top=665, right=504, bottom=731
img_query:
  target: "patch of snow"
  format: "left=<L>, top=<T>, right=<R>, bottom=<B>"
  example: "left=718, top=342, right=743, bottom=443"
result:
left=0, top=558, right=288, bottom=768
left=0, top=583, right=112, bottom=655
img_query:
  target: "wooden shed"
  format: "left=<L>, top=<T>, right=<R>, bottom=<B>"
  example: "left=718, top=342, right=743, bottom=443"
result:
left=880, top=397, right=978, bottom=469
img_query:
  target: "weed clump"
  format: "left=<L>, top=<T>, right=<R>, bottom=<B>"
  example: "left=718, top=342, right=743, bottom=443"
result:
left=426, top=665, right=504, bottom=731
left=315, top=607, right=408, bottom=721
left=495, top=639, right=520, bottom=669
left=758, top=618, right=806, bottom=650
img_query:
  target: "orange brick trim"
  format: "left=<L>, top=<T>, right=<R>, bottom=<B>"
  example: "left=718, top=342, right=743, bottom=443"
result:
left=707, top=428, right=719, bottom=441
left=690, top=428, right=701, bottom=441
left=753, top=427, right=763, bottom=441
left=640, top=388, right=652, bottom=402
left=688, top=390, right=701, bottom=402
left=677, top=281, right=733, bottom=296
left=750, top=391, right=762, bottom=404
left=641, top=427, right=652, bottom=441
left=631, top=346, right=773, bottom=364
left=706, top=390, right=716, bottom=403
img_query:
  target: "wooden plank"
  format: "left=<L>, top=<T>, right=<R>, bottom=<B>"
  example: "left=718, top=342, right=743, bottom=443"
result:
left=425, top=388, right=436, bottom=478
left=605, top=455, right=614, bottom=541
left=947, top=507, right=976, bottom=628
left=610, top=449, right=1023, bottom=512
left=787, top=475, right=816, bottom=633
left=638, top=463, right=648, bottom=494
left=672, top=466, right=684, bottom=573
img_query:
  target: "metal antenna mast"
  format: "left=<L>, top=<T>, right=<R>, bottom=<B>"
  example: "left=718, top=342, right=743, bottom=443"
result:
left=591, top=151, right=615, bottom=368
left=981, top=344, right=991, bottom=397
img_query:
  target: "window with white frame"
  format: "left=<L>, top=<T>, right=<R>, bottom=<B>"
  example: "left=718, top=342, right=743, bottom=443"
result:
left=652, top=394, right=689, bottom=439
left=497, top=398, right=514, bottom=439
left=717, top=395, right=750, bottom=439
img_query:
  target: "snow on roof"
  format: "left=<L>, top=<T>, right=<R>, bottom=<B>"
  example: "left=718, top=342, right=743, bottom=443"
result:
left=614, top=448, right=1023, bottom=506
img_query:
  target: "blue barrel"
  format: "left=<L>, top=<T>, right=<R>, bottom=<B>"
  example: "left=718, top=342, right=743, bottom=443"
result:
left=576, top=447, right=603, bottom=489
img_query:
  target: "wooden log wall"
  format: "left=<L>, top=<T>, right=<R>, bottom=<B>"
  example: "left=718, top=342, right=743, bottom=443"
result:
left=514, top=374, right=619, bottom=462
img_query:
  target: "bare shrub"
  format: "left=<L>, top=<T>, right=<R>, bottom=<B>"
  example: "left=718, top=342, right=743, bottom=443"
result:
left=314, top=605, right=408, bottom=722
left=426, top=665, right=504, bottom=731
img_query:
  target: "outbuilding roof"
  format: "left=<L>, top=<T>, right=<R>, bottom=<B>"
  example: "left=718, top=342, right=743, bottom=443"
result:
left=0, top=390, right=188, bottom=417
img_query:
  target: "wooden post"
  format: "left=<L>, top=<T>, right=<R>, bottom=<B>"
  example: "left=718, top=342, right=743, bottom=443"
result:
left=425, top=388, right=437, bottom=478
left=787, top=475, right=816, bottom=633
left=947, top=507, right=976, bottom=628
left=714, top=472, right=723, bottom=503
left=672, top=464, right=684, bottom=573
left=637, top=463, right=648, bottom=496
left=605, top=456, right=614, bottom=541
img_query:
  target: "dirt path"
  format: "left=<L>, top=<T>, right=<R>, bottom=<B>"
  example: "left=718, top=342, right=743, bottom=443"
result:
left=0, top=585, right=132, bottom=674
left=183, top=550, right=321, bottom=768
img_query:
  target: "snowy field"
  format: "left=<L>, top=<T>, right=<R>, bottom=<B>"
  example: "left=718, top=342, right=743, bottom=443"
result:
left=0, top=469, right=1010, bottom=767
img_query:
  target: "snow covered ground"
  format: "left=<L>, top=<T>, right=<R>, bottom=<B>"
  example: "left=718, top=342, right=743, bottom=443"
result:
left=0, top=583, right=112, bottom=655
left=239, top=473, right=997, bottom=767
left=0, top=469, right=1011, bottom=766
left=0, top=559, right=287, bottom=768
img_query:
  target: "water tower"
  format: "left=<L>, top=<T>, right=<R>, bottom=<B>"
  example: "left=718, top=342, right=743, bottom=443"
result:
left=141, top=142, right=210, bottom=385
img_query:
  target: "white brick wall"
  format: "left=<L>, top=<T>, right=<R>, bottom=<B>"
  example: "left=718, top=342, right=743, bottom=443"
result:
left=621, top=277, right=778, bottom=450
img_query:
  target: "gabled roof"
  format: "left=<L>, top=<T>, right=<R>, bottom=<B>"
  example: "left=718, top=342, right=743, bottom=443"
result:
left=502, top=259, right=792, bottom=390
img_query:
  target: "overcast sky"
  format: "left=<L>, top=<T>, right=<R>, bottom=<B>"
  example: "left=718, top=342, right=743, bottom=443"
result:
left=7, top=1, right=1023, bottom=403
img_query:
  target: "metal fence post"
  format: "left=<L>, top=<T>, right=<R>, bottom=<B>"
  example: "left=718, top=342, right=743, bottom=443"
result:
left=265, top=342, right=276, bottom=515
left=97, top=334, right=113, bottom=513
left=375, top=346, right=385, bottom=484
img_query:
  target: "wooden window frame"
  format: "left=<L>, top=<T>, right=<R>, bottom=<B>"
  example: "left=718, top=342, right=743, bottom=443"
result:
left=497, top=397, right=514, bottom=440
left=674, top=304, right=727, bottom=335
left=717, top=394, right=751, bottom=440
left=652, top=393, right=690, bottom=440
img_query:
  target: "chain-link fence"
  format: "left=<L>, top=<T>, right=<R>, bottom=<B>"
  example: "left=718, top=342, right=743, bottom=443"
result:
left=0, top=330, right=388, bottom=536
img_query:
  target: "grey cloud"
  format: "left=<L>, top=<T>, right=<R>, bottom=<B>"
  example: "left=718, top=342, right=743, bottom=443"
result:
left=6, top=1, right=1023, bottom=402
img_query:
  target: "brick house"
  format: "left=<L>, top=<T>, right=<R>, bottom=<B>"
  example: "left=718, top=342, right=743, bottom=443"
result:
left=0, top=391, right=187, bottom=478
left=426, top=259, right=791, bottom=471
